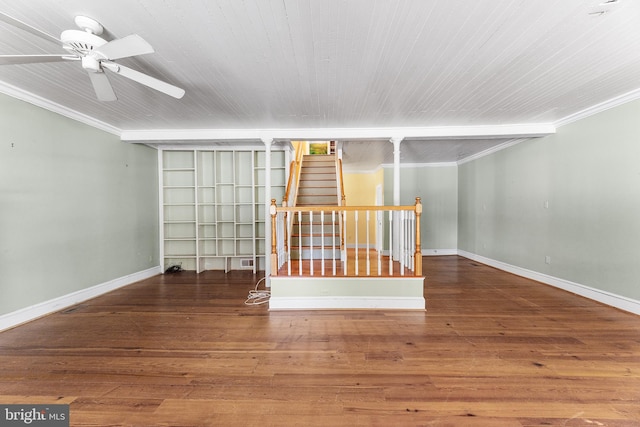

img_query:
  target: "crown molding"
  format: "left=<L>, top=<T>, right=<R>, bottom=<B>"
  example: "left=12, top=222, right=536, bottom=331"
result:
left=0, top=81, right=121, bottom=136
left=4, top=72, right=640, bottom=144
left=382, top=161, right=458, bottom=168
left=456, top=88, right=640, bottom=164
left=456, top=138, right=529, bottom=165
left=554, top=87, right=640, bottom=128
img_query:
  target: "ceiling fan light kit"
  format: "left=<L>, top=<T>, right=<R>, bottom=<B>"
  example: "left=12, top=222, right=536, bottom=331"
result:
left=0, top=13, right=185, bottom=101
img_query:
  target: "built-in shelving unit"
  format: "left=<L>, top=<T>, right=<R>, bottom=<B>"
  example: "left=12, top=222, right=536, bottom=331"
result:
left=160, top=148, right=287, bottom=273
left=162, top=150, right=197, bottom=271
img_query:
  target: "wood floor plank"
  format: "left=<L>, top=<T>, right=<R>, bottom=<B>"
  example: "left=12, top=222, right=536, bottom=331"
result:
left=0, top=257, right=639, bottom=426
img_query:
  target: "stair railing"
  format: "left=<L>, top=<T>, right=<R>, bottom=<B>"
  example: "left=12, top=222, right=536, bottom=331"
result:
left=281, top=144, right=305, bottom=256
left=336, top=156, right=346, bottom=261
left=337, top=158, right=346, bottom=207
left=270, top=197, right=423, bottom=277
left=282, top=143, right=305, bottom=208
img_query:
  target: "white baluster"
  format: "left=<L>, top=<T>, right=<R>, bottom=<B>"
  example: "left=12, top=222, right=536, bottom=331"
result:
left=321, top=211, right=325, bottom=276
left=366, top=210, right=370, bottom=276
left=332, top=210, right=337, bottom=276
left=343, top=210, right=348, bottom=276
left=355, top=210, right=359, bottom=276
left=287, top=211, right=292, bottom=276
left=388, top=210, right=393, bottom=275
left=377, top=208, right=382, bottom=276
left=400, top=210, right=405, bottom=276
left=309, top=211, right=314, bottom=276
left=298, top=210, right=302, bottom=276
left=411, top=212, right=415, bottom=271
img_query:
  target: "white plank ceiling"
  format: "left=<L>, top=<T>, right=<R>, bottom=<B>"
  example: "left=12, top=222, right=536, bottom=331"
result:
left=1, top=0, right=640, bottom=169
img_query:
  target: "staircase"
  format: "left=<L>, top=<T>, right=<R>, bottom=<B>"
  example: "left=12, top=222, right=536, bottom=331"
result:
left=291, top=155, right=341, bottom=260
left=296, top=154, right=339, bottom=206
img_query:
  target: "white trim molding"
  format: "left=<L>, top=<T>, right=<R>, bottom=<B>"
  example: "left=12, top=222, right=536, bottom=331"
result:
left=458, top=250, right=640, bottom=316
left=121, top=123, right=555, bottom=143
left=381, top=249, right=457, bottom=256
left=422, top=249, right=458, bottom=256
left=456, top=138, right=528, bottom=165
left=382, top=162, right=458, bottom=169
left=269, top=276, right=425, bottom=310
left=0, top=81, right=121, bottom=136
left=269, top=296, right=425, bottom=310
left=554, top=87, right=640, bottom=128
left=0, top=266, right=162, bottom=332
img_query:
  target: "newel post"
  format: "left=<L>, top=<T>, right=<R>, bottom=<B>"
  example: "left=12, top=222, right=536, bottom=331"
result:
left=414, top=197, right=423, bottom=276
left=270, top=199, right=278, bottom=276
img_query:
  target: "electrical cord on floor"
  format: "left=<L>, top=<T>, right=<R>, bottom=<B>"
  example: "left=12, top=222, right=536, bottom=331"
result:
left=244, top=277, right=270, bottom=306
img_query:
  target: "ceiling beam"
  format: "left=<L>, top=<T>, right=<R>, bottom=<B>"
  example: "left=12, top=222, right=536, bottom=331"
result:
left=120, top=123, right=555, bottom=143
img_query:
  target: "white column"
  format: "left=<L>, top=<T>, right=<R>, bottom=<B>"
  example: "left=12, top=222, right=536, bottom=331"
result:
left=262, top=137, right=274, bottom=287
left=391, top=136, right=403, bottom=205
left=390, top=136, right=403, bottom=260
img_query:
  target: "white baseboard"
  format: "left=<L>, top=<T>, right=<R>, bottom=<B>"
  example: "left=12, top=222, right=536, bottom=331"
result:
left=458, top=250, right=640, bottom=315
left=346, top=244, right=382, bottom=249
left=379, top=249, right=457, bottom=256
left=269, top=296, right=425, bottom=310
left=0, top=266, right=162, bottom=332
left=422, top=249, right=457, bottom=256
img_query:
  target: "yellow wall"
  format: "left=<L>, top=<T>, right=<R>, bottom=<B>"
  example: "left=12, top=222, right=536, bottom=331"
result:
left=343, top=169, right=384, bottom=245
left=291, top=140, right=309, bottom=155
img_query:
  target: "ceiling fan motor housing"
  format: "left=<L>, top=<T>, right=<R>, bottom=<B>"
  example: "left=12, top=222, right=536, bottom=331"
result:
left=61, top=30, right=107, bottom=54
left=60, top=29, right=108, bottom=71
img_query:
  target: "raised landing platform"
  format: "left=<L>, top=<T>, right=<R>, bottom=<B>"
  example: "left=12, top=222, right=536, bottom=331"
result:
left=269, top=276, right=426, bottom=310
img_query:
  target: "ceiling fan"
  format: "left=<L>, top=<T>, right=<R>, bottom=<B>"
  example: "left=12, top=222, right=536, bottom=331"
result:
left=0, top=12, right=185, bottom=101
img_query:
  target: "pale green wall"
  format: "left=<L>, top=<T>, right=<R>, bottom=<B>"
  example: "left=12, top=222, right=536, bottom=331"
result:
left=458, top=100, right=640, bottom=300
left=384, top=165, right=458, bottom=250
left=0, top=93, right=159, bottom=316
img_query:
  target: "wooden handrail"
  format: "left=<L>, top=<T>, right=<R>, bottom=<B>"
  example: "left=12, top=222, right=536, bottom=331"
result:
left=275, top=204, right=417, bottom=213
left=293, top=149, right=304, bottom=206
left=282, top=160, right=296, bottom=207
left=336, top=157, right=346, bottom=252
left=283, top=143, right=305, bottom=207
left=338, top=158, right=346, bottom=206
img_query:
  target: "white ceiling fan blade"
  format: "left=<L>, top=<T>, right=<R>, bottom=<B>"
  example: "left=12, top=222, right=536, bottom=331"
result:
left=0, top=12, right=60, bottom=44
left=94, top=34, right=154, bottom=60
left=88, top=71, right=117, bottom=102
left=110, top=63, right=185, bottom=99
left=0, top=54, right=70, bottom=65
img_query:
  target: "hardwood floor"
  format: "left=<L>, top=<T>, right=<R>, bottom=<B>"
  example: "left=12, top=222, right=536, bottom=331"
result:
left=1, top=256, right=639, bottom=426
